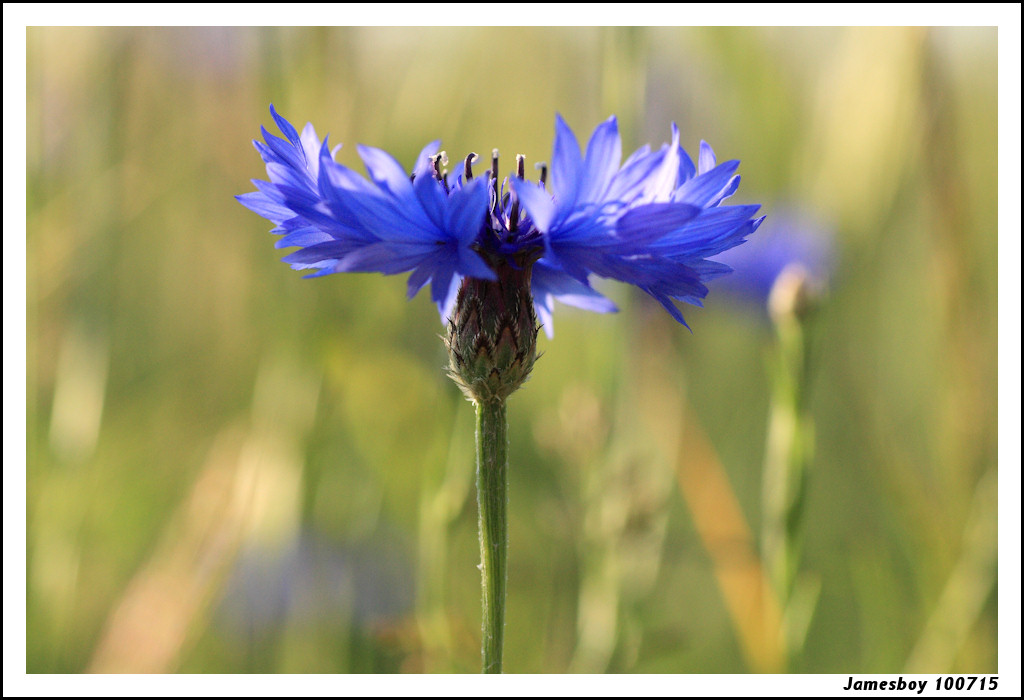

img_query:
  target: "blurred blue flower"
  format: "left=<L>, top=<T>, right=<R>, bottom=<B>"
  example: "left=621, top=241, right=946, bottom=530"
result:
left=709, top=208, right=834, bottom=309
left=218, top=530, right=413, bottom=639
left=239, top=107, right=763, bottom=331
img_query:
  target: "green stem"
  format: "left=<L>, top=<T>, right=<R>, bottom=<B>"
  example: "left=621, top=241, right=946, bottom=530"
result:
left=475, top=398, right=508, bottom=674
left=763, top=267, right=820, bottom=667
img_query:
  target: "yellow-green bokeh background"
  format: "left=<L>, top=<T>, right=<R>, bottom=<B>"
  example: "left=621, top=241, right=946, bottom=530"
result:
left=27, top=27, right=998, bottom=673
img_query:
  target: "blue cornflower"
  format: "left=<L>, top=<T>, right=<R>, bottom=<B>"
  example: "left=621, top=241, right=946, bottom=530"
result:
left=238, top=106, right=763, bottom=335
left=710, top=207, right=833, bottom=309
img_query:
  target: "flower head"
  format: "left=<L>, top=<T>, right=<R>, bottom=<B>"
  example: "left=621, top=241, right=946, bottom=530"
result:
left=238, top=106, right=764, bottom=333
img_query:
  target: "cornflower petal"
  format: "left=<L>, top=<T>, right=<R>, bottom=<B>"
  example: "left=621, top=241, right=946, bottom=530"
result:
left=698, top=140, right=718, bottom=175
left=508, top=179, right=557, bottom=232
left=638, top=123, right=681, bottom=203
left=672, top=160, right=741, bottom=207
left=413, top=169, right=448, bottom=229
left=275, top=228, right=334, bottom=250
left=604, top=146, right=670, bottom=203
left=413, top=140, right=444, bottom=178
left=236, top=191, right=293, bottom=222
left=677, top=145, right=697, bottom=184
left=576, top=116, right=622, bottom=204
left=549, top=114, right=584, bottom=210
left=445, top=178, right=491, bottom=254
left=269, top=104, right=301, bottom=144
left=615, top=202, right=703, bottom=249
left=357, top=144, right=417, bottom=199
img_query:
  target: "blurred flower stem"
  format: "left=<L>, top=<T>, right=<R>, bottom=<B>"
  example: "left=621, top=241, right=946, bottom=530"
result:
left=475, top=399, right=509, bottom=673
left=761, top=264, right=823, bottom=667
